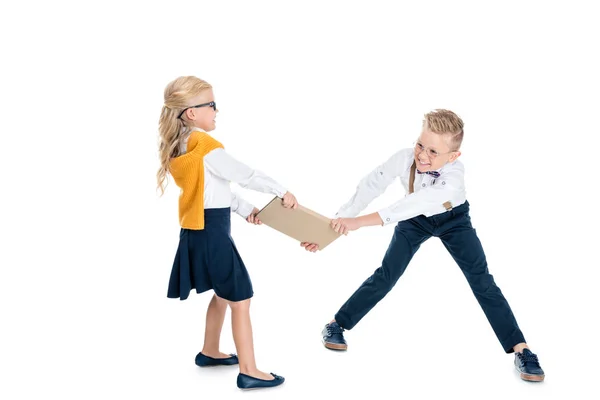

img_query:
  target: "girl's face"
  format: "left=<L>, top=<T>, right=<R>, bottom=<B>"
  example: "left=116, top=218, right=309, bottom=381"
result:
left=183, top=89, right=218, bottom=132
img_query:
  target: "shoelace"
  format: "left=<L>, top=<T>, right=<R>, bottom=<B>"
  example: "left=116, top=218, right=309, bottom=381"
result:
left=519, top=352, right=540, bottom=366
left=327, top=324, right=345, bottom=335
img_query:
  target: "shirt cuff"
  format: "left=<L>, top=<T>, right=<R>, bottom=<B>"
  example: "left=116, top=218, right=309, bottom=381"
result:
left=377, top=209, right=395, bottom=226
left=273, top=185, right=287, bottom=198
left=235, top=201, right=255, bottom=219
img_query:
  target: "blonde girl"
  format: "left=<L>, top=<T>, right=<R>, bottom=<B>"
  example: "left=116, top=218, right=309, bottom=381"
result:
left=158, top=76, right=296, bottom=390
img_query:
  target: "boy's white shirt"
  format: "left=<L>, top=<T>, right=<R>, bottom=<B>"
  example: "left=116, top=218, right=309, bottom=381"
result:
left=336, top=148, right=467, bottom=225
left=180, top=128, right=287, bottom=218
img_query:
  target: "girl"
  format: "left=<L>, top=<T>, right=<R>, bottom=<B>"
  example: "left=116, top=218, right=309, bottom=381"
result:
left=157, top=76, right=295, bottom=390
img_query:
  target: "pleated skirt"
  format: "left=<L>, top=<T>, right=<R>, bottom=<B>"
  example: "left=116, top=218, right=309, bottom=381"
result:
left=167, top=208, right=253, bottom=302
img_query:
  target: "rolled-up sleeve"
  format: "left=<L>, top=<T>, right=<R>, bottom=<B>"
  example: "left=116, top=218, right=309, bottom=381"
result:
left=336, top=149, right=410, bottom=218
left=377, top=164, right=466, bottom=225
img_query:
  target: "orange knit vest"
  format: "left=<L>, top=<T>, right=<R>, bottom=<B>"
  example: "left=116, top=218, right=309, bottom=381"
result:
left=169, top=131, right=224, bottom=229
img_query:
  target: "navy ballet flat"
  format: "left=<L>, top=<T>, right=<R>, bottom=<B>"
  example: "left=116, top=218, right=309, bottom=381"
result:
left=237, top=373, right=285, bottom=389
left=195, top=352, right=239, bottom=367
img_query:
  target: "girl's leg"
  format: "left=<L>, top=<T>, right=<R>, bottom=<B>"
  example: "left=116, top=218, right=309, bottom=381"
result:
left=228, top=298, right=274, bottom=380
left=200, top=294, right=231, bottom=358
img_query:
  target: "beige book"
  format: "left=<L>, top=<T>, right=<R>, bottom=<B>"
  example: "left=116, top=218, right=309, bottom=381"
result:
left=256, top=197, right=342, bottom=250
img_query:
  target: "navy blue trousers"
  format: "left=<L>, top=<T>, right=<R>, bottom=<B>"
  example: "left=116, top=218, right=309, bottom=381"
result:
left=334, top=201, right=526, bottom=353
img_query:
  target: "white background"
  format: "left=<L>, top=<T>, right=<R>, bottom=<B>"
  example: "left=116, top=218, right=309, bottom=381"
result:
left=1, top=1, right=599, bottom=399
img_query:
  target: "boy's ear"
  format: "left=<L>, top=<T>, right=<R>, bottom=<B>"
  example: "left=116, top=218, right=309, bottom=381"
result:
left=449, top=151, right=461, bottom=163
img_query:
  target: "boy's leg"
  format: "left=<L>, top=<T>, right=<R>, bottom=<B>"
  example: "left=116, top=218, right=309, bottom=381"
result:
left=334, top=217, right=432, bottom=330
left=438, top=208, right=525, bottom=353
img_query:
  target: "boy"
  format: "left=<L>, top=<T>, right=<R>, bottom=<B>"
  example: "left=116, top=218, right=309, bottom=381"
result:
left=301, top=110, right=544, bottom=382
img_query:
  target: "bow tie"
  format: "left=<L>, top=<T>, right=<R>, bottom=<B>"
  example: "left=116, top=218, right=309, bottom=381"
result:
left=417, top=170, right=440, bottom=178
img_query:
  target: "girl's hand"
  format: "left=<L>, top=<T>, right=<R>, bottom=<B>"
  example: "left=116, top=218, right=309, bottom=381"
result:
left=282, top=192, right=298, bottom=209
left=246, top=208, right=262, bottom=225
left=330, top=218, right=361, bottom=235
left=300, top=242, right=319, bottom=252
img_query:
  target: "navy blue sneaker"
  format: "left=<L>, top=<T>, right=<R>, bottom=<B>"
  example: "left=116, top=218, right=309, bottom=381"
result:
left=321, top=321, right=347, bottom=351
left=195, top=352, right=239, bottom=367
left=515, top=349, right=545, bottom=382
left=237, top=373, right=285, bottom=390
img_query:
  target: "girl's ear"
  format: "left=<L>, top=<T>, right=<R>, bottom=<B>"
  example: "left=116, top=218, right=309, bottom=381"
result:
left=449, top=151, right=461, bottom=163
left=181, top=108, right=196, bottom=121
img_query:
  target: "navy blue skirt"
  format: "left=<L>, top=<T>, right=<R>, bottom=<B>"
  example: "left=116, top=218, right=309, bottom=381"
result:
left=167, top=208, right=253, bottom=302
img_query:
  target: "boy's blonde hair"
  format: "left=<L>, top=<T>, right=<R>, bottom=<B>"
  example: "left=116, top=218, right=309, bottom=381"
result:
left=157, top=76, right=212, bottom=195
left=423, top=109, right=464, bottom=150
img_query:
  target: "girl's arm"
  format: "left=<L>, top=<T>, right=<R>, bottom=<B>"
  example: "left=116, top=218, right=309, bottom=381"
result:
left=205, top=148, right=288, bottom=197
left=230, top=192, right=255, bottom=219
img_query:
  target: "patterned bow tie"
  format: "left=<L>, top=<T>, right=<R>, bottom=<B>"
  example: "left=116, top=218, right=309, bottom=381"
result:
left=417, top=170, right=440, bottom=178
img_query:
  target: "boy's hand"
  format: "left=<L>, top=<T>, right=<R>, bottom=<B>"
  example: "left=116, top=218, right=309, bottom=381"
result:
left=282, top=192, right=298, bottom=209
left=331, top=217, right=360, bottom=235
left=300, top=242, right=319, bottom=252
left=246, top=208, right=262, bottom=225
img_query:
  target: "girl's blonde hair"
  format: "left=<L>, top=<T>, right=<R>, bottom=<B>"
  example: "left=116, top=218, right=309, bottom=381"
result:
left=423, top=109, right=464, bottom=150
left=157, top=76, right=212, bottom=195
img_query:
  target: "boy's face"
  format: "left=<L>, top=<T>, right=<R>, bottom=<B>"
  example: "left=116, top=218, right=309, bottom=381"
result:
left=414, top=128, right=461, bottom=171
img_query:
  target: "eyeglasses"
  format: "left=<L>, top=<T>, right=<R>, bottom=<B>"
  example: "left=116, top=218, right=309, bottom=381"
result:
left=177, top=101, right=217, bottom=119
left=414, top=141, right=456, bottom=159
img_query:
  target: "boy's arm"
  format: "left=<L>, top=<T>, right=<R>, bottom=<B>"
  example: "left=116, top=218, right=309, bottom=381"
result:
left=330, top=166, right=464, bottom=235
left=302, top=149, right=409, bottom=251
left=378, top=165, right=465, bottom=225
left=335, top=149, right=409, bottom=218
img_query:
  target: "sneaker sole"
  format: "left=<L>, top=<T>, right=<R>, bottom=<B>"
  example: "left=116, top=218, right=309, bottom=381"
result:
left=322, top=339, right=347, bottom=351
left=520, top=372, right=545, bottom=382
